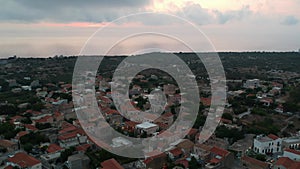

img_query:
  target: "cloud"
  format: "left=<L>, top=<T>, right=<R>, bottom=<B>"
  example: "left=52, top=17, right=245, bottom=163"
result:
left=0, top=0, right=151, bottom=23
left=281, top=16, right=299, bottom=25
left=213, top=5, right=252, bottom=24
left=180, top=3, right=214, bottom=25
left=178, top=3, right=253, bottom=25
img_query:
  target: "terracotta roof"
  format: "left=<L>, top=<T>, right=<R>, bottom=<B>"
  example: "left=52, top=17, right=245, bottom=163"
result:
left=275, top=157, right=300, bottom=169
left=187, top=128, right=198, bottom=136
left=247, top=93, right=256, bottom=97
left=59, top=122, right=77, bottom=134
left=194, top=143, right=212, bottom=151
left=241, top=156, right=269, bottom=168
left=8, top=152, right=40, bottom=168
left=24, top=124, right=38, bottom=131
left=143, top=152, right=167, bottom=164
left=46, top=144, right=63, bottom=153
left=156, top=122, right=168, bottom=129
left=101, top=158, right=124, bottom=169
left=53, top=111, right=62, bottom=118
left=105, top=109, right=120, bottom=115
left=175, top=159, right=189, bottom=168
left=4, top=165, right=14, bottom=169
left=285, top=148, right=300, bottom=156
left=221, top=118, right=232, bottom=124
left=210, top=157, right=221, bottom=164
left=76, top=144, right=91, bottom=152
left=35, top=115, right=53, bottom=123
left=169, top=148, right=183, bottom=156
left=10, top=115, right=23, bottom=122
left=99, top=96, right=112, bottom=103
left=58, top=129, right=85, bottom=140
left=162, top=112, right=173, bottom=118
left=200, top=97, right=211, bottom=106
left=15, top=131, right=29, bottom=140
left=210, top=146, right=230, bottom=157
left=268, top=134, right=279, bottom=140
left=177, top=139, right=194, bottom=149
left=125, top=121, right=139, bottom=128
left=145, top=150, right=164, bottom=158
left=0, top=139, right=16, bottom=147
left=261, top=98, right=273, bottom=103
left=28, top=110, right=42, bottom=116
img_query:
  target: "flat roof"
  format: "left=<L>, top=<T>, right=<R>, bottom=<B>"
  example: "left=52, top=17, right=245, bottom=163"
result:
left=256, top=136, right=273, bottom=142
left=136, top=122, right=158, bottom=129
left=283, top=137, right=300, bottom=143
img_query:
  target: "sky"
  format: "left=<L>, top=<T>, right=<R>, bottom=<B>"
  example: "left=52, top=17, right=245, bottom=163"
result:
left=0, top=0, right=300, bottom=58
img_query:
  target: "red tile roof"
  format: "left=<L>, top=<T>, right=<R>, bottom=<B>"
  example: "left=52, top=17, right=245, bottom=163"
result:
left=10, top=115, right=23, bottom=122
left=210, top=157, right=221, bottom=164
left=169, top=148, right=183, bottom=157
left=35, top=115, right=53, bottom=123
left=241, top=156, right=269, bottom=169
left=8, top=152, right=40, bottom=168
left=125, top=121, right=139, bottom=128
left=221, top=118, right=232, bottom=124
left=210, top=146, right=230, bottom=157
left=200, top=97, right=211, bottom=106
left=261, top=98, right=273, bottom=103
left=143, top=152, right=167, bottom=164
left=99, top=96, right=112, bottom=104
left=162, top=112, right=173, bottom=118
left=59, top=122, right=77, bottom=134
left=285, top=148, right=300, bottom=156
left=105, top=109, right=120, bottom=115
left=145, top=150, right=164, bottom=158
left=101, top=158, right=124, bottom=169
left=24, top=124, right=38, bottom=131
left=156, top=122, right=168, bottom=129
left=268, top=134, right=279, bottom=140
left=53, top=111, right=62, bottom=118
left=76, top=144, right=90, bottom=152
left=15, top=131, right=29, bottom=140
left=58, top=129, right=85, bottom=140
left=4, top=165, right=14, bottom=169
left=0, top=139, right=16, bottom=148
left=47, top=144, right=63, bottom=153
left=175, top=159, right=189, bottom=168
left=275, top=157, right=300, bottom=169
left=187, top=128, right=198, bottom=136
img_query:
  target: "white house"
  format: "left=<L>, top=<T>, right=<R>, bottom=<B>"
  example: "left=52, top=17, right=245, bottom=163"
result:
left=283, top=148, right=300, bottom=161
left=243, top=79, right=260, bottom=89
left=253, top=134, right=282, bottom=154
left=58, top=130, right=87, bottom=148
left=135, top=122, right=159, bottom=136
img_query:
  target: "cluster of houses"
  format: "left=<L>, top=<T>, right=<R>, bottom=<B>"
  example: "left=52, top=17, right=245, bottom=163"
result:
left=0, top=56, right=300, bottom=169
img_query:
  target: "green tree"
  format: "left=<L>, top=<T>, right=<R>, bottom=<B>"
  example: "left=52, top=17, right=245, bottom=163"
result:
left=255, top=154, right=266, bottom=161
left=189, top=157, right=200, bottom=169
left=20, top=132, right=49, bottom=145
left=23, top=143, right=33, bottom=153
left=35, top=123, right=52, bottom=130
left=60, top=147, right=75, bottom=162
left=222, top=113, right=233, bottom=121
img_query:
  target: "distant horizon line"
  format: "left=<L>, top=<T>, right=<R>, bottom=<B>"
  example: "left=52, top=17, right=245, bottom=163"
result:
left=1, top=50, right=300, bottom=59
